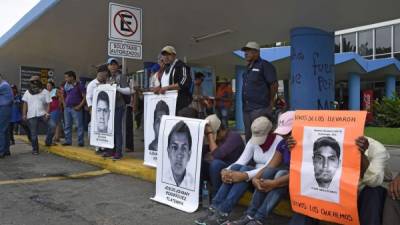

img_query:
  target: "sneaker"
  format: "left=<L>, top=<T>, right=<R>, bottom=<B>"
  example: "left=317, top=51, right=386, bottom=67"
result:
left=32, top=150, right=39, bottom=155
left=112, top=152, right=123, bottom=160
left=195, top=208, right=216, bottom=224
left=203, top=211, right=228, bottom=225
left=95, top=148, right=105, bottom=155
left=62, top=143, right=71, bottom=146
left=226, top=215, right=253, bottom=225
left=102, top=151, right=114, bottom=158
left=245, top=220, right=263, bottom=225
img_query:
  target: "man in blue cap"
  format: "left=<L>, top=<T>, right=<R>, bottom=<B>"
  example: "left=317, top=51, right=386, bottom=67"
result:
left=103, top=58, right=133, bottom=160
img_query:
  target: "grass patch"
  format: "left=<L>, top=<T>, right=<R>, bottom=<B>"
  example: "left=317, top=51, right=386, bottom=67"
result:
left=365, top=127, right=400, bottom=145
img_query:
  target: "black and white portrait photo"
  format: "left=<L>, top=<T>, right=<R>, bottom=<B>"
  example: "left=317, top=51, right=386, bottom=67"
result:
left=143, top=91, right=177, bottom=167
left=312, top=136, right=341, bottom=189
left=90, top=84, right=116, bottom=149
left=148, top=100, right=170, bottom=152
left=152, top=116, right=206, bottom=213
left=163, top=121, right=194, bottom=189
left=96, top=91, right=111, bottom=133
left=300, top=126, right=344, bottom=203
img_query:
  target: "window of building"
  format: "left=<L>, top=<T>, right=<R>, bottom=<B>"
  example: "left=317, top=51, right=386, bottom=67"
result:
left=335, top=36, right=341, bottom=53
left=395, top=24, right=400, bottom=53
left=358, top=30, right=373, bottom=57
left=375, top=26, right=391, bottom=58
left=342, top=33, right=356, bottom=52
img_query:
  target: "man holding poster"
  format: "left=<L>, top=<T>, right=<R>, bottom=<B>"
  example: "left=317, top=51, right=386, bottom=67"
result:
left=289, top=110, right=390, bottom=225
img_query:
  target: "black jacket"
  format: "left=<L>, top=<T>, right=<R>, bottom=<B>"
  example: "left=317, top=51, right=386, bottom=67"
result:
left=168, top=59, right=192, bottom=113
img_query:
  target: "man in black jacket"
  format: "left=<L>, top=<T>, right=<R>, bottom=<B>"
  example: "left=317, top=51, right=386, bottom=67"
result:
left=154, top=45, right=192, bottom=114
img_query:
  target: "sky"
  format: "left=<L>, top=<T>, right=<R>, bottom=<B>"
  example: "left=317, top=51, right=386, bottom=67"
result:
left=0, top=0, right=41, bottom=37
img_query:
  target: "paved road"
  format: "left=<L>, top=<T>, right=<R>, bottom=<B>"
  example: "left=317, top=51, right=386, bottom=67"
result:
left=0, top=141, right=289, bottom=225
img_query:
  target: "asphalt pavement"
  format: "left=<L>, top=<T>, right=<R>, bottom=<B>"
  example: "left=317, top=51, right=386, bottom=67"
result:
left=0, top=140, right=289, bottom=225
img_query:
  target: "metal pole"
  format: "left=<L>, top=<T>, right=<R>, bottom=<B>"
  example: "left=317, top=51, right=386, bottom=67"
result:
left=121, top=57, right=127, bottom=151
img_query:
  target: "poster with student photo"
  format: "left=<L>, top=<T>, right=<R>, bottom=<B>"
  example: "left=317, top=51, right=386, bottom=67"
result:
left=90, top=84, right=116, bottom=149
left=143, top=91, right=178, bottom=167
left=151, top=116, right=206, bottom=213
left=300, top=126, right=344, bottom=203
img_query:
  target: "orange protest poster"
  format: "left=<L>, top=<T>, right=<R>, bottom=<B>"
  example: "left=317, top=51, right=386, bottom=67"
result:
left=289, top=110, right=367, bottom=225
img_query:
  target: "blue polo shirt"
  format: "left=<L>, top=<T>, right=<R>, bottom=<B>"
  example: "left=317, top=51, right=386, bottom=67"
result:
left=242, top=57, right=277, bottom=112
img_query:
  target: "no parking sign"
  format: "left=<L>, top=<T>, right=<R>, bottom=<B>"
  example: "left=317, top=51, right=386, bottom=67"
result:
left=109, top=2, right=142, bottom=43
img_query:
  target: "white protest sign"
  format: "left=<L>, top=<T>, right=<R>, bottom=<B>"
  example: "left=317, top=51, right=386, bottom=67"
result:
left=151, top=116, right=206, bottom=213
left=143, top=91, right=178, bottom=167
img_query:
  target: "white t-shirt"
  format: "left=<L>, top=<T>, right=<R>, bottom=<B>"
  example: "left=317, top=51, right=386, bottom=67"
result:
left=161, top=59, right=178, bottom=88
left=227, top=135, right=283, bottom=180
left=86, top=79, right=100, bottom=107
left=22, top=89, right=51, bottom=119
left=161, top=71, right=171, bottom=88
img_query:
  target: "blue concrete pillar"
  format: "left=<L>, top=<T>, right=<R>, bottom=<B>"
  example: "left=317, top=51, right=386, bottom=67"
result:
left=235, top=65, right=246, bottom=132
left=348, top=73, right=361, bottom=110
left=283, top=80, right=290, bottom=108
left=290, top=27, right=335, bottom=110
left=385, top=75, right=396, bottom=98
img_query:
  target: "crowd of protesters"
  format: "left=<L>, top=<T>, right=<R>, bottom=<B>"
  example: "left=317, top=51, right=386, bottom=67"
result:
left=0, top=42, right=399, bottom=225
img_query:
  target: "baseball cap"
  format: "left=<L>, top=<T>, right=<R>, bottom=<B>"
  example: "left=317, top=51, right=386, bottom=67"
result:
left=249, top=116, right=273, bottom=145
left=107, top=58, right=119, bottom=65
left=161, top=45, right=177, bottom=55
left=274, top=111, right=295, bottom=136
left=29, top=75, right=41, bottom=82
left=241, top=41, right=260, bottom=51
left=205, top=114, right=221, bottom=136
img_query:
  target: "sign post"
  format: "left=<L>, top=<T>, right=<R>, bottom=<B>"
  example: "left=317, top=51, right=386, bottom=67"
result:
left=108, top=2, right=143, bottom=151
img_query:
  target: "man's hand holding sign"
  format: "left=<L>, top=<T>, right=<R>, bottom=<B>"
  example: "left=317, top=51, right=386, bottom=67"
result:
left=289, top=110, right=367, bottom=225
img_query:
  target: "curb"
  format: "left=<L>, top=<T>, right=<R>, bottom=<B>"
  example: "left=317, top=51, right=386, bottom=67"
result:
left=15, top=136, right=293, bottom=217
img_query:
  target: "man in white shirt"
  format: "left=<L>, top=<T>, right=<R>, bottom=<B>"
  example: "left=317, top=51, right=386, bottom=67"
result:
left=86, top=65, right=109, bottom=111
left=22, top=75, right=51, bottom=155
left=86, top=65, right=110, bottom=154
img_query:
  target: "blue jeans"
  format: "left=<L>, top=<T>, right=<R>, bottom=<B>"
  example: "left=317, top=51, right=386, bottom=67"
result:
left=211, top=164, right=253, bottom=214
left=0, top=105, right=12, bottom=156
left=28, top=116, right=48, bottom=152
left=209, top=159, right=229, bottom=197
left=289, top=186, right=387, bottom=225
left=246, top=168, right=288, bottom=222
left=114, top=106, right=125, bottom=154
left=45, top=110, right=60, bottom=145
left=64, top=107, right=84, bottom=145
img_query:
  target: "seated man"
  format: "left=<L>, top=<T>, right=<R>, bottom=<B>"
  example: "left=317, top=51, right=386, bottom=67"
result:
left=382, top=174, right=400, bottom=225
left=227, top=111, right=295, bottom=225
left=204, top=114, right=245, bottom=197
left=195, top=117, right=283, bottom=225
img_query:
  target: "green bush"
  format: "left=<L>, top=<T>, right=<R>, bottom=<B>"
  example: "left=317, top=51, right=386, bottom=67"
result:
left=373, top=93, right=400, bottom=127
